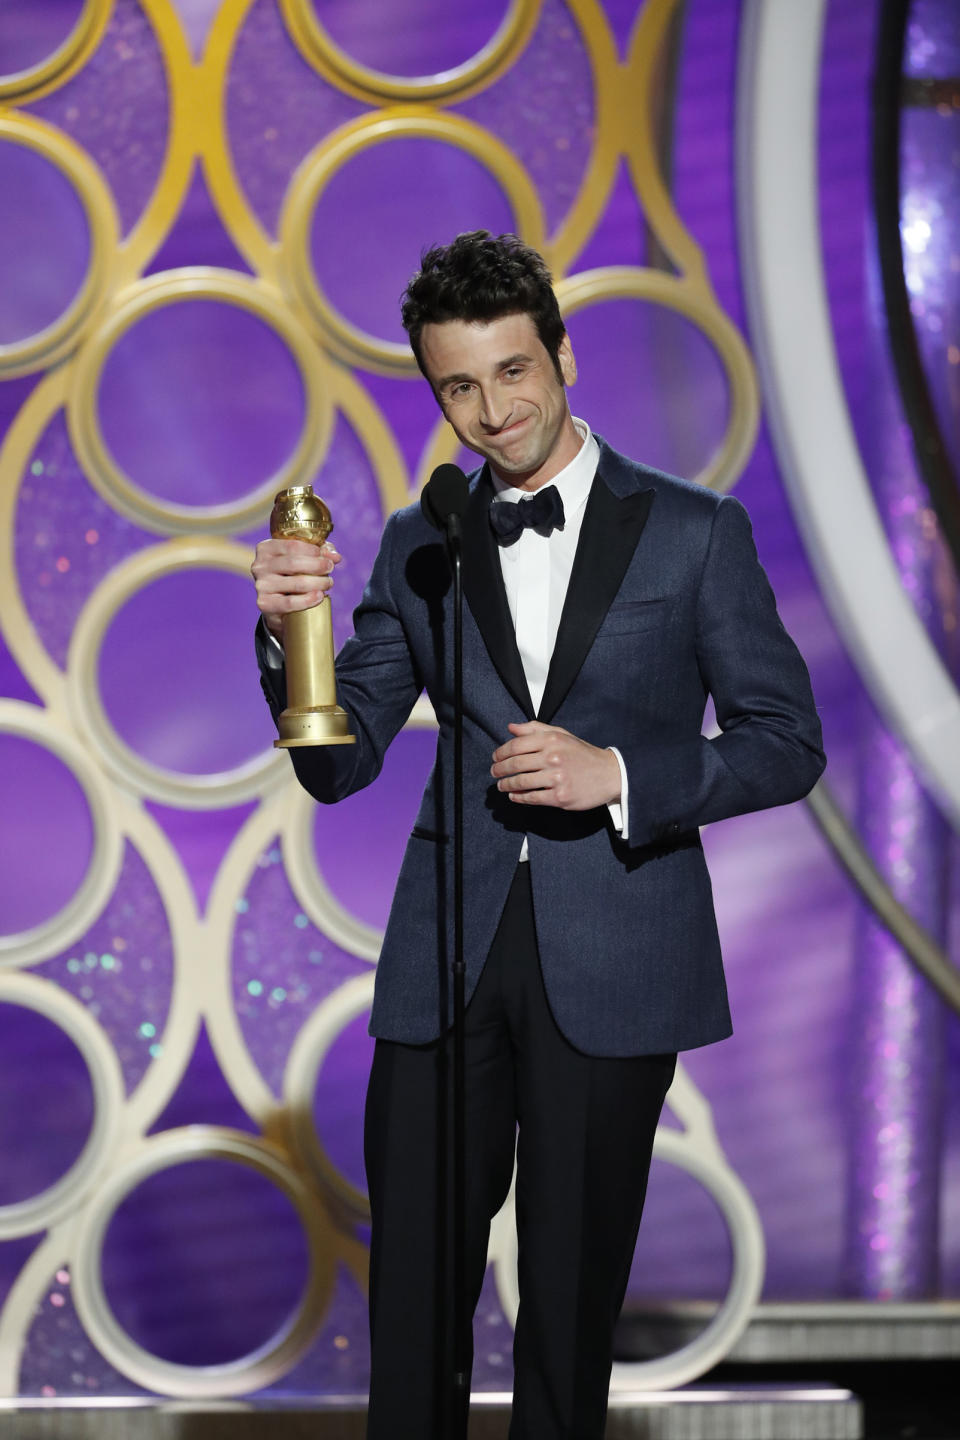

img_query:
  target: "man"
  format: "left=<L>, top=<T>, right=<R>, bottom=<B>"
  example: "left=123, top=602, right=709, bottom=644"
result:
left=253, top=231, right=825, bottom=1439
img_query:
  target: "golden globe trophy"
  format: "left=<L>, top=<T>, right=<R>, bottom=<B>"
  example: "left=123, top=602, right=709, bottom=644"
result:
left=269, top=485, right=355, bottom=748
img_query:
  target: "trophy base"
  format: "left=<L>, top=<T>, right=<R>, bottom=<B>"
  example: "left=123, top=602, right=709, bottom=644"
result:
left=274, top=706, right=356, bottom=748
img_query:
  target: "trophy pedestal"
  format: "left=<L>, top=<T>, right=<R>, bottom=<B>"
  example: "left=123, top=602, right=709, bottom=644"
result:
left=274, top=705, right=355, bottom=748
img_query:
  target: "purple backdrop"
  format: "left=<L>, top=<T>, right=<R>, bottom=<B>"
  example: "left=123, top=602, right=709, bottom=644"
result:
left=0, top=0, right=957, bottom=1401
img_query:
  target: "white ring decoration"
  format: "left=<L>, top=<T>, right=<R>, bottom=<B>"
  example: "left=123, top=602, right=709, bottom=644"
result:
left=736, top=0, right=960, bottom=832
left=70, top=1126, right=334, bottom=1397
left=0, top=971, right=124, bottom=1238
left=284, top=972, right=375, bottom=1223
left=0, top=701, right=123, bottom=967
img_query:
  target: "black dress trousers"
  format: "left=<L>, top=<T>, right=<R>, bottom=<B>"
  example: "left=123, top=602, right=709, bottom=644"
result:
left=364, top=864, right=676, bottom=1440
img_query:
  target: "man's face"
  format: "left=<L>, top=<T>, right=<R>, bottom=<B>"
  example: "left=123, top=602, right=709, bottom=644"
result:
left=418, top=312, right=579, bottom=491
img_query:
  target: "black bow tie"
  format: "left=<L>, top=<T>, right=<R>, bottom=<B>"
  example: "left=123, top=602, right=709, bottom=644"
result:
left=489, top=484, right=565, bottom=546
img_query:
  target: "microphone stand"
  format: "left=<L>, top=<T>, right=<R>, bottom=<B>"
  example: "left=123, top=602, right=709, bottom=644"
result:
left=446, top=511, right=468, bottom=1437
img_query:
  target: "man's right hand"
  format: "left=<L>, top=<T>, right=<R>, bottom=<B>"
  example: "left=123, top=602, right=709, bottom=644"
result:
left=251, top=538, right=341, bottom=643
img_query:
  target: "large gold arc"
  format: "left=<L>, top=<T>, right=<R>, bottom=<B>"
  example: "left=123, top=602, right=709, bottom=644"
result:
left=277, top=0, right=541, bottom=105
left=278, top=109, right=546, bottom=376
left=0, top=114, right=119, bottom=379
left=557, top=267, right=759, bottom=493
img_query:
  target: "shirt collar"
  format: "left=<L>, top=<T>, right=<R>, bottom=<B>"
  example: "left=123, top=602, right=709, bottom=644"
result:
left=490, top=417, right=598, bottom=510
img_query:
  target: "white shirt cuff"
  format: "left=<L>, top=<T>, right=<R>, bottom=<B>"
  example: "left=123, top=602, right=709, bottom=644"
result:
left=262, top=625, right=285, bottom=666
left=606, top=746, right=629, bottom=839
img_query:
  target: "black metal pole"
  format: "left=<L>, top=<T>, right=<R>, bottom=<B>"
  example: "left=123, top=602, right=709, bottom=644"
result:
left=450, top=534, right=468, bottom=1436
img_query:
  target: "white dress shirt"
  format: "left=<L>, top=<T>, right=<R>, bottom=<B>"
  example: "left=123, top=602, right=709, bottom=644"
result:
left=491, top=417, right=628, bottom=858
left=263, top=416, right=629, bottom=852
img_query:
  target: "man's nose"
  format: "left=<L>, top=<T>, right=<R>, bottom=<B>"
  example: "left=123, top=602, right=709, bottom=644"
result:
left=478, top=385, right=511, bottom=430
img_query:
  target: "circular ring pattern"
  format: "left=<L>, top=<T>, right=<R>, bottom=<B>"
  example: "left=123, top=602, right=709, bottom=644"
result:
left=0, top=701, right=123, bottom=968
left=0, top=114, right=118, bottom=379
left=557, top=267, right=759, bottom=494
left=278, top=111, right=546, bottom=374
left=68, top=269, right=334, bottom=537
left=278, top=0, right=540, bottom=104
left=283, top=972, right=375, bottom=1223
left=0, top=0, right=111, bottom=104
left=283, top=787, right=383, bottom=963
left=492, top=1124, right=765, bottom=1391
left=70, top=1126, right=335, bottom=1396
left=66, top=538, right=287, bottom=809
left=0, top=971, right=124, bottom=1239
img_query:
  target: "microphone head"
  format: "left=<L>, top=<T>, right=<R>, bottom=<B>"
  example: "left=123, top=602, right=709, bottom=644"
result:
left=422, top=463, right=469, bottom=530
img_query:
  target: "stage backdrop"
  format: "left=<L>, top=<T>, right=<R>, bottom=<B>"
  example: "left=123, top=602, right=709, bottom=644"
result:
left=0, top=0, right=957, bottom=1402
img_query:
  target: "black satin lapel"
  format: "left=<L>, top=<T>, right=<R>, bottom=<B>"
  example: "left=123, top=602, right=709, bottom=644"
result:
left=461, top=472, right=535, bottom=718
left=538, top=483, right=655, bottom=723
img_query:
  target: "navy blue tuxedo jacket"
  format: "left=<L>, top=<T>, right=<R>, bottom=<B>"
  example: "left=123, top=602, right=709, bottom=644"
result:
left=257, top=438, right=825, bottom=1056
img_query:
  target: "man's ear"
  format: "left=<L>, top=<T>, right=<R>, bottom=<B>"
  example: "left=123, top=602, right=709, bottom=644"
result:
left=558, top=332, right=577, bottom=386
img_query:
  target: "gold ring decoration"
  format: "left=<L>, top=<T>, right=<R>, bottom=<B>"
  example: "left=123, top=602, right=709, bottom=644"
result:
left=557, top=267, right=759, bottom=493
left=0, top=971, right=125, bottom=1239
left=283, top=972, right=376, bottom=1224
left=68, top=268, right=334, bottom=537
left=278, top=109, right=546, bottom=375
left=70, top=1126, right=336, bottom=1397
left=278, top=0, right=540, bottom=105
left=0, top=114, right=119, bottom=380
left=0, top=0, right=111, bottom=104
left=66, top=537, right=286, bottom=809
left=0, top=701, right=124, bottom=969
left=283, top=785, right=383, bottom=963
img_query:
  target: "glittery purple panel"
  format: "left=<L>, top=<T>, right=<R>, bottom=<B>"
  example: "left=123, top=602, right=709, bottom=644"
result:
left=19, top=1267, right=152, bottom=1399
left=98, top=300, right=305, bottom=506
left=0, top=143, right=90, bottom=347
left=309, top=139, right=515, bottom=347
left=843, top=216, right=950, bottom=1295
left=258, top=1262, right=370, bottom=1396
left=0, top=732, right=93, bottom=933
left=307, top=413, right=388, bottom=653
left=846, top=721, right=949, bottom=1298
left=455, top=0, right=593, bottom=239
left=101, top=1158, right=310, bottom=1365
left=312, top=0, right=512, bottom=76
left=565, top=298, right=728, bottom=478
left=907, top=0, right=960, bottom=76
left=26, top=0, right=169, bottom=240
left=0, top=1005, right=94, bottom=1205
left=312, top=727, right=436, bottom=930
left=901, top=104, right=960, bottom=514
left=226, top=0, right=366, bottom=237
left=97, top=570, right=277, bottom=775
left=231, top=839, right=371, bottom=1098
left=16, top=410, right=156, bottom=670
left=0, top=0, right=86, bottom=76
left=31, top=844, right=176, bottom=1098
left=471, top=1266, right=513, bottom=1389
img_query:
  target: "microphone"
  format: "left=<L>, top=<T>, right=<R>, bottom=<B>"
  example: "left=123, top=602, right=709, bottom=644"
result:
left=421, top=463, right=469, bottom=544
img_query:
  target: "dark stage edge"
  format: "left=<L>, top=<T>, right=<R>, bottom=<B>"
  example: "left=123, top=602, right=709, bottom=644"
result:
left=0, top=1384, right=862, bottom=1439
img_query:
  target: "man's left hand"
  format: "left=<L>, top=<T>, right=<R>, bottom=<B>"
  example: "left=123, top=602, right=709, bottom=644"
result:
left=491, top=721, right=621, bottom=810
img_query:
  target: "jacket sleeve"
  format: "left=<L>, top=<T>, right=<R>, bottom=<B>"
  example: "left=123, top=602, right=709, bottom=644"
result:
left=619, top=495, right=826, bottom=848
left=254, top=510, right=424, bottom=805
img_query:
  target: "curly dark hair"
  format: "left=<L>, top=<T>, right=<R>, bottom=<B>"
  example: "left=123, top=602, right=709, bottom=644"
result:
left=401, top=231, right=566, bottom=381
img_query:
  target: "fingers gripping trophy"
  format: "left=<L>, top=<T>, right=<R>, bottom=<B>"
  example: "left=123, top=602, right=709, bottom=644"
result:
left=265, top=487, right=355, bottom=748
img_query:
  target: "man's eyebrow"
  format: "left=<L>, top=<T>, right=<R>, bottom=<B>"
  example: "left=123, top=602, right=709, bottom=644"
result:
left=436, top=354, right=535, bottom=391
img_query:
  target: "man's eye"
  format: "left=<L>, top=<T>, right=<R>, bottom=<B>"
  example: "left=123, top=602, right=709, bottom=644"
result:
left=504, top=367, right=524, bottom=379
